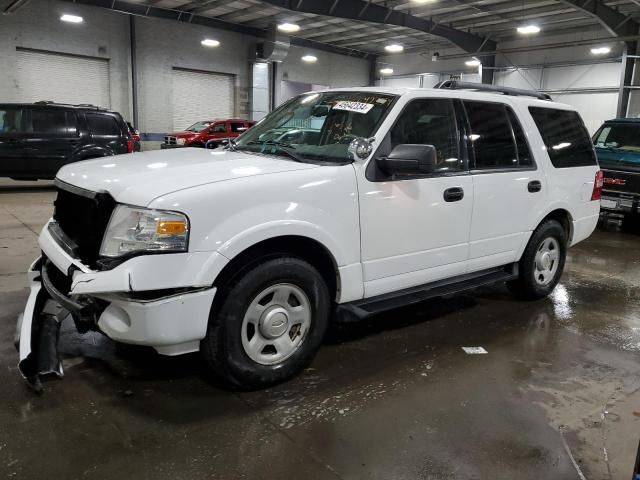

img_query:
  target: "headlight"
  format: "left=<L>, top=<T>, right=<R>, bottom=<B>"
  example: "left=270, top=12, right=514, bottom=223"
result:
left=99, top=205, right=189, bottom=257
left=177, top=138, right=186, bottom=145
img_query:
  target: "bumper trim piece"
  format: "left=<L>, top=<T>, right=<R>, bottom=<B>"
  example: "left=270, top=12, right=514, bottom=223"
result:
left=17, top=290, right=67, bottom=393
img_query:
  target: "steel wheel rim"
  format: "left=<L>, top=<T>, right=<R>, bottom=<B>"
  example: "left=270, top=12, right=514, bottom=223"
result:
left=534, top=237, right=560, bottom=286
left=241, top=283, right=312, bottom=365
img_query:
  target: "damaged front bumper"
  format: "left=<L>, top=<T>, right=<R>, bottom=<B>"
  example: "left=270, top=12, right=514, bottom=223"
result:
left=16, top=224, right=220, bottom=391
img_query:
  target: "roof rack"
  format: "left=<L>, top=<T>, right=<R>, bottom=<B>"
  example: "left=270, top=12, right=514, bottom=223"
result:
left=433, top=81, right=552, bottom=101
left=34, top=100, right=107, bottom=110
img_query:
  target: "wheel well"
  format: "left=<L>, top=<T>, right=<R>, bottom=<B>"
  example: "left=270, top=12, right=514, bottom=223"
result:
left=213, top=236, right=340, bottom=301
left=541, top=209, right=573, bottom=243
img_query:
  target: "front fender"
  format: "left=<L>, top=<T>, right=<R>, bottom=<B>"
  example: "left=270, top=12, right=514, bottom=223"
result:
left=147, top=165, right=362, bottom=295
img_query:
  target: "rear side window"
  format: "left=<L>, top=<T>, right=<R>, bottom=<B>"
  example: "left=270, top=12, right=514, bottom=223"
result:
left=529, top=107, right=596, bottom=168
left=230, top=122, right=247, bottom=133
left=31, top=109, right=77, bottom=136
left=87, top=113, right=121, bottom=136
left=0, top=108, right=25, bottom=135
left=464, top=101, right=520, bottom=169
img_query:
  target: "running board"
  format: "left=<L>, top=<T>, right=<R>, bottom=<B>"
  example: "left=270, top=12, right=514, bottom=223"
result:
left=336, top=263, right=518, bottom=322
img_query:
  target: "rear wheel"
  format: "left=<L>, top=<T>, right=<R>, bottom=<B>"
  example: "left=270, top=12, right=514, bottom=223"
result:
left=201, top=256, right=330, bottom=389
left=508, top=220, right=567, bottom=300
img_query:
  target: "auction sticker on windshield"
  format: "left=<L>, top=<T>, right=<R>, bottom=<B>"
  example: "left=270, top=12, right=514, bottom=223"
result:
left=333, top=101, right=375, bottom=114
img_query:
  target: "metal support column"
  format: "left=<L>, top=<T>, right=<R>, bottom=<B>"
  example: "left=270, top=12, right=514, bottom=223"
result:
left=618, top=41, right=638, bottom=118
left=129, top=15, right=139, bottom=127
left=482, top=55, right=495, bottom=85
left=368, top=57, right=377, bottom=87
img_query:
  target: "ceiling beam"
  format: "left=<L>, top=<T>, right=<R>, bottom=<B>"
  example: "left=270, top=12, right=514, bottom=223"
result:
left=558, top=0, right=639, bottom=37
left=258, top=0, right=497, bottom=53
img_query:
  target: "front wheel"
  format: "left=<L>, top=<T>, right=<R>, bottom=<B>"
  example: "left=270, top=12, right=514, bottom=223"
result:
left=508, top=220, right=567, bottom=300
left=201, top=256, right=330, bottom=389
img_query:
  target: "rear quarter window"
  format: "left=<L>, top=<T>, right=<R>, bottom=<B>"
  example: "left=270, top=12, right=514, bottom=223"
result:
left=87, top=113, right=122, bottom=137
left=529, top=107, right=597, bottom=168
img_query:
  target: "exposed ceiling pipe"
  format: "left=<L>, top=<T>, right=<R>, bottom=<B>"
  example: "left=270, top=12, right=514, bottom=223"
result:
left=3, top=0, right=31, bottom=14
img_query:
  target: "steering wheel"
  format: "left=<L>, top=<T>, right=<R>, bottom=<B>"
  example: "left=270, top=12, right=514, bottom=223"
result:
left=338, top=134, right=358, bottom=145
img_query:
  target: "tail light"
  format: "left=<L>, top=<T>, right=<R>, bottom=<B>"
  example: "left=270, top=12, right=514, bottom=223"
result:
left=127, top=138, right=135, bottom=154
left=591, top=170, right=604, bottom=201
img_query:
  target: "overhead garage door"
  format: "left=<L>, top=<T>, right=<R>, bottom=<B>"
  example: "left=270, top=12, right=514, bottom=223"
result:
left=16, top=49, right=111, bottom=108
left=172, top=68, right=234, bottom=131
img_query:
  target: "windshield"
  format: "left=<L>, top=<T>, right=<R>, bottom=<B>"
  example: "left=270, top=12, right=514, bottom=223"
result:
left=235, top=91, right=397, bottom=163
left=185, top=121, right=212, bottom=132
left=594, top=123, right=640, bottom=153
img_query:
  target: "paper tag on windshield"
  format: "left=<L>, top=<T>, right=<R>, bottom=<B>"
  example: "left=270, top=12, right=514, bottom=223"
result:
left=333, top=101, right=374, bottom=114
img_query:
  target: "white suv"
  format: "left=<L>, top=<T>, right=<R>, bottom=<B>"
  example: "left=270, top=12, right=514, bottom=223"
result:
left=17, top=84, right=602, bottom=390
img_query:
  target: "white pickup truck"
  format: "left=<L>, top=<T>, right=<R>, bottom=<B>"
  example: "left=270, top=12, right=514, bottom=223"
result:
left=17, top=83, right=602, bottom=390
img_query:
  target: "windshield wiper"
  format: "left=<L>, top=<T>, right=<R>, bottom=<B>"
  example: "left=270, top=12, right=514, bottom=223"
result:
left=245, top=140, right=306, bottom=163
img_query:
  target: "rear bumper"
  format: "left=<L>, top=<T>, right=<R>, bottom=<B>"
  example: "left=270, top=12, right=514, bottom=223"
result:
left=600, top=193, right=640, bottom=214
left=571, top=213, right=599, bottom=246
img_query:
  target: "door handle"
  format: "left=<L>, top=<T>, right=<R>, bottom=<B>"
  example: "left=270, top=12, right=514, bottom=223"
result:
left=528, top=180, right=542, bottom=193
left=443, top=187, right=464, bottom=202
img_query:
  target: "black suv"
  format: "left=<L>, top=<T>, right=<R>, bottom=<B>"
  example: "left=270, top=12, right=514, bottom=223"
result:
left=0, top=102, right=133, bottom=180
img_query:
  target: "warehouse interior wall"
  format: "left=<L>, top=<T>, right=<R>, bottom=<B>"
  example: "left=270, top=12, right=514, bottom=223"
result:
left=376, top=30, right=633, bottom=133
left=0, top=0, right=372, bottom=143
left=273, top=45, right=370, bottom=106
left=0, top=0, right=131, bottom=119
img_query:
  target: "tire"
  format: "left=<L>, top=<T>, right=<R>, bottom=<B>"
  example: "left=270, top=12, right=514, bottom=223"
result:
left=201, top=256, right=330, bottom=389
left=621, top=213, right=640, bottom=234
left=507, top=220, right=567, bottom=300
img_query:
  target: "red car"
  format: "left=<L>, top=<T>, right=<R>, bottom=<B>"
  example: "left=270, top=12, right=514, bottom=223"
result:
left=126, top=122, right=141, bottom=152
left=162, top=119, right=256, bottom=149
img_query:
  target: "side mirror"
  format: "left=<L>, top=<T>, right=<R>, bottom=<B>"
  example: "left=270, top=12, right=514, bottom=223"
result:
left=377, top=144, right=437, bottom=176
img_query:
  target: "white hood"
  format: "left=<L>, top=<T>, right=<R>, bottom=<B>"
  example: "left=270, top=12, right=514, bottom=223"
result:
left=56, top=148, right=318, bottom=206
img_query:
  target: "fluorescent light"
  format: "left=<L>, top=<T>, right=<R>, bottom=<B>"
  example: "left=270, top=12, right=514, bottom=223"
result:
left=60, top=14, right=83, bottom=23
left=591, top=46, right=611, bottom=55
left=465, top=58, right=481, bottom=67
left=411, top=0, right=436, bottom=3
left=380, top=68, right=394, bottom=75
left=385, top=44, right=404, bottom=53
left=278, top=23, right=300, bottom=33
left=301, top=55, right=317, bottom=63
left=201, top=39, right=220, bottom=47
left=552, top=142, right=571, bottom=150
left=517, top=25, right=541, bottom=34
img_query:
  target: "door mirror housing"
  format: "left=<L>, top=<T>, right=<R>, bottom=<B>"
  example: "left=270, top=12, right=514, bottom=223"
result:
left=377, top=144, right=437, bottom=176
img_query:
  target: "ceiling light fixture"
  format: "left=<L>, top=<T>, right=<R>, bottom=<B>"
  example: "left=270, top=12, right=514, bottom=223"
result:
left=278, top=23, right=300, bottom=33
left=60, top=14, right=83, bottom=23
left=385, top=44, right=404, bottom=53
left=517, top=24, right=541, bottom=35
left=591, top=46, right=611, bottom=55
left=201, top=39, right=220, bottom=47
left=380, top=68, right=394, bottom=75
left=465, top=58, right=481, bottom=67
left=301, top=55, right=317, bottom=63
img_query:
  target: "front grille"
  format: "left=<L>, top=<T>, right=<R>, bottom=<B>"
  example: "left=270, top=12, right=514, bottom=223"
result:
left=52, top=181, right=116, bottom=268
left=165, top=136, right=177, bottom=145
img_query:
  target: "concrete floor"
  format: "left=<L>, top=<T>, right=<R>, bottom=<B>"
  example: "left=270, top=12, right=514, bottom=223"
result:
left=1, top=179, right=639, bottom=480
